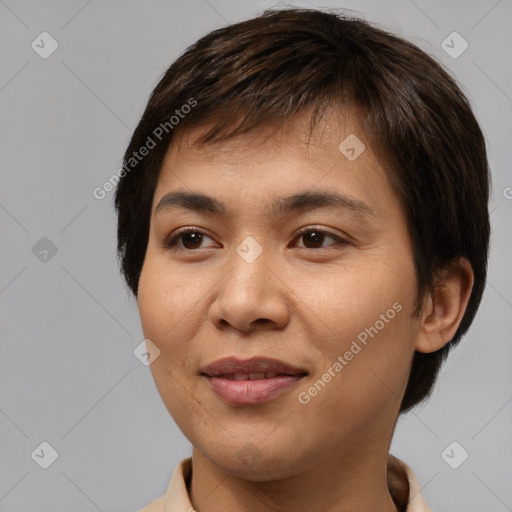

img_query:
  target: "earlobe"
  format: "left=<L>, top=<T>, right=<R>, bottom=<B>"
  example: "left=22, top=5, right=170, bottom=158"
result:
left=415, top=258, right=474, bottom=354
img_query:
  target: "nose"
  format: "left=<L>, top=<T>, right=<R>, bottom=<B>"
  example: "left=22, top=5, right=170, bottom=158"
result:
left=208, top=248, right=291, bottom=334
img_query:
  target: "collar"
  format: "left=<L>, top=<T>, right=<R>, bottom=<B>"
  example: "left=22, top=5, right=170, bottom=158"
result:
left=139, top=455, right=432, bottom=512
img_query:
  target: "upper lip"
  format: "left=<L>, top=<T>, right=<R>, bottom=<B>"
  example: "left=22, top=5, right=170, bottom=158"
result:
left=200, top=356, right=308, bottom=377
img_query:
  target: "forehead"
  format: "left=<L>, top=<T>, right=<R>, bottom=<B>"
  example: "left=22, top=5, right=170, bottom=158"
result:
left=151, top=109, right=399, bottom=223
left=168, top=108, right=363, bottom=164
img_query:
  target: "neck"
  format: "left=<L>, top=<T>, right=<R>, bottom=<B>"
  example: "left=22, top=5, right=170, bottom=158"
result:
left=189, top=445, right=403, bottom=512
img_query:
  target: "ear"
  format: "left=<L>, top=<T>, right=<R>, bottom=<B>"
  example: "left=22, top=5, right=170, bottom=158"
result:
left=415, top=258, right=474, bottom=354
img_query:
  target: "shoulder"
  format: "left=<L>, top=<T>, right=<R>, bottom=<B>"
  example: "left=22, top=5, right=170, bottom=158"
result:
left=135, top=458, right=192, bottom=512
left=388, top=454, right=433, bottom=512
left=135, top=495, right=165, bottom=512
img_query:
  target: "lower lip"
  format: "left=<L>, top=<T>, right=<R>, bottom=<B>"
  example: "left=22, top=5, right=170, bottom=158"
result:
left=205, top=375, right=305, bottom=404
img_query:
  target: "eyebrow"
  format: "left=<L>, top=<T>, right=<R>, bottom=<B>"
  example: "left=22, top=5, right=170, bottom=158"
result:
left=155, top=190, right=375, bottom=219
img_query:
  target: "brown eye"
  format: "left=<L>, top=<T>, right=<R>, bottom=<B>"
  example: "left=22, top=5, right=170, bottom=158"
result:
left=294, top=228, right=347, bottom=249
left=179, top=232, right=204, bottom=250
left=164, top=226, right=348, bottom=253
left=300, top=230, right=326, bottom=248
left=165, top=229, right=216, bottom=251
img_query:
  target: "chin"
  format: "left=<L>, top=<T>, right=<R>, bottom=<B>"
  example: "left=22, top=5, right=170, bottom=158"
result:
left=198, top=441, right=307, bottom=481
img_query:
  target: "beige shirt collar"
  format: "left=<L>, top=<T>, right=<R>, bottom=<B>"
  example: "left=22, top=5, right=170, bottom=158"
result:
left=138, top=456, right=432, bottom=512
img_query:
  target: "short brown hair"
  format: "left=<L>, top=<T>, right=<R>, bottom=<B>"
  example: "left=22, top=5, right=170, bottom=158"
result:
left=114, top=8, right=490, bottom=413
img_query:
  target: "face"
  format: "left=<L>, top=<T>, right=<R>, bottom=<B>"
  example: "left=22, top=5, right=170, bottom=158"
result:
left=137, top=112, right=422, bottom=479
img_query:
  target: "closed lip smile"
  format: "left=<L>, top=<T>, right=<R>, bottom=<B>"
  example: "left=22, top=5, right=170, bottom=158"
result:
left=200, top=356, right=308, bottom=404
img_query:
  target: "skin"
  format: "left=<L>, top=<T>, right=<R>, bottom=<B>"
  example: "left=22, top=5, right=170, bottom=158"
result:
left=137, top=110, right=473, bottom=512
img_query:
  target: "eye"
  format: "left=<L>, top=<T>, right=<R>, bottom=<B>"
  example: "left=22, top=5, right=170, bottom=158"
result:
left=292, top=227, right=348, bottom=250
left=164, top=226, right=348, bottom=252
left=164, top=228, right=217, bottom=251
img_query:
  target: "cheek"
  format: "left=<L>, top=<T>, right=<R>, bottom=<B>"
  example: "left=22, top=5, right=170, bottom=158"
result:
left=299, top=256, right=417, bottom=405
left=303, top=253, right=416, bottom=349
left=138, top=259, right=206, bottom=425
left=137, top=258, right=190, bottom=354
left=295, top=311, right=416, bottom=443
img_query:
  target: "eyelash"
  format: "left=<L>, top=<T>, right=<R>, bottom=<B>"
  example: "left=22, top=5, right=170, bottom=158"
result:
left=164, top=226, right=349, bottom=252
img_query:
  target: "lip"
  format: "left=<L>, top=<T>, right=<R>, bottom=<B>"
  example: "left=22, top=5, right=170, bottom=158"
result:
left=200, top=356, right=308, bottom=405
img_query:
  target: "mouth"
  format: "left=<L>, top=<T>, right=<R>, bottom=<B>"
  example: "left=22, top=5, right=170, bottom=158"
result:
left=200, top=356, right=308, bottom=405
left=217, top=371, right=294, bottom=380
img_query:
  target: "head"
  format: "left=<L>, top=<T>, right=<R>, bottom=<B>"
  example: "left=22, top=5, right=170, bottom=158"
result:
left=114, top=8, right=489, bottom=475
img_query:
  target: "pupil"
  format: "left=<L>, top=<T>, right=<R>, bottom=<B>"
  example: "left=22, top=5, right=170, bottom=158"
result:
left=183, top=232, right=202, bottom=249
left=303, top=231, right=324, bottom=248
left=180, top=231, right=326, bottom=250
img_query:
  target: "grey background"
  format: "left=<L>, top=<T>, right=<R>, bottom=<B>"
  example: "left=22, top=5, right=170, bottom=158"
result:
left=1, top=0, right=511, bottom=511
